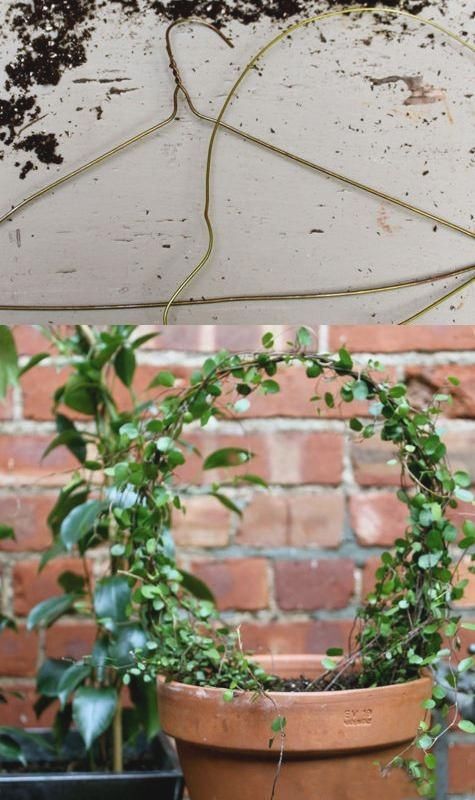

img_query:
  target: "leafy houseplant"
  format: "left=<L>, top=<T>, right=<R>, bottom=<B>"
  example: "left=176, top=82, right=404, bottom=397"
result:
left=0, top=325, right=474, bottom=799
left=0, top=326, right=185, bottom=798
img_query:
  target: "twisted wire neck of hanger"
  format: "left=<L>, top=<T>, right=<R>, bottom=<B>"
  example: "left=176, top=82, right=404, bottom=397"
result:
left=162, top=5, right=475, bottom=325
left=0, top=9, right=473, bottom=324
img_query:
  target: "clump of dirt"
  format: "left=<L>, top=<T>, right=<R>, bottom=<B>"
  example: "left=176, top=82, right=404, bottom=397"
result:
left=14, top=131, right=64, bottom=165
left=152, top=0, right=304, bottom=26
left=0, top=0, right=438, bottom=178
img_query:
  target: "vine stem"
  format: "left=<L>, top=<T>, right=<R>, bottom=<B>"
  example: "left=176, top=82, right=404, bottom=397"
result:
left=112, top=699, right=123, bottom=773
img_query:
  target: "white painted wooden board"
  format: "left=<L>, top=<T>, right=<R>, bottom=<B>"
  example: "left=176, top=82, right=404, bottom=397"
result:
left=0, top=1, right=474, bottom=324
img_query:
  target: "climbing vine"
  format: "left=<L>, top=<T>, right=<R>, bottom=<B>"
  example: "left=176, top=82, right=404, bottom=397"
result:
left=0, top=325, right=474, bottom=795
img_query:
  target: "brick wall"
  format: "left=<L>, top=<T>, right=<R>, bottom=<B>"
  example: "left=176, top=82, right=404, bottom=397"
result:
left=0, top=324, right=474, bottom=797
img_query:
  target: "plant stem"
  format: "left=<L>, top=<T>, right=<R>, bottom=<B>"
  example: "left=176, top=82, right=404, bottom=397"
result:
left=112, top=700, right=123, bottom=773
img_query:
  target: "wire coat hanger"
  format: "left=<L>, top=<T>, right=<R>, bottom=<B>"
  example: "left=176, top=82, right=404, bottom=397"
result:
left=163, top=7, right=475, bottom=324
left=0, top=9, right=473, bottom=324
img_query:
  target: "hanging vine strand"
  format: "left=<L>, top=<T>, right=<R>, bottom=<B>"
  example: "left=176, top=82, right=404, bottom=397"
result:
left=0, top=10, right=473, bottom=323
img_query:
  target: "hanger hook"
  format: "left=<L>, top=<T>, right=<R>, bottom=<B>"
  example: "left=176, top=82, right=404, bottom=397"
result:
left=165, top=17, right=234, bottom=93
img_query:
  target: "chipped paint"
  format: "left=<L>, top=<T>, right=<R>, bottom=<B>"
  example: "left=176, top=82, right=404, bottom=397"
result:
left=370, top=75, right=448, bottom=107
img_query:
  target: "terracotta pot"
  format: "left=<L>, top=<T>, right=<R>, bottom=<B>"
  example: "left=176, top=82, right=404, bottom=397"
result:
left=159, top=654, right=432, bottom=800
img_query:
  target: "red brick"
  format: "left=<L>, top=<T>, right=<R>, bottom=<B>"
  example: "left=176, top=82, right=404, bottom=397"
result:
left=190, top=558, right=269, bottom=611
left=177, top=431, right=344, bottom=486
left=0, top=388, right=14, bottom=421
left=172, top=496, right=231, bottom=548
left=21, top=365, right=69, bottom=420
left=453, top=559, right=475, bottom=608
left=406, top=364, right=475, bottom=419
left=45, top=623, right=96, bottom=661
left=13, top=558, right=89, bottom=616
left=440, top=432, right=475, bottom=484
left=237, top=493, right=344, bottom=548
left=21, top=364, right=192, bottom=421
left=274, top=560, right=355, bottom=610
left=448, top=742, right=475, bottom=795
left=288, top=494, right=345, bottom=548
left=0, top=494, right=54, bottom=552
left=0, top=682, right=57, bottom=727
left=351, top=438, right=401, bottom=486
left=241, top=619, right=354, bottom=656
left=136, top=325, right=214, bottom=352
left=458, top=619, right=475, bottom=653
left=361, top=557, right=381, bottom=598
left=0, top=627, right=39, bottom=676
left=213, top=325, right=292, bottom=353
left=238, top=494, right=287, bottom=547
left=349, top=492, right=409, bottom=547
left=329, top=326, right=475, bottom=353
left=123, top=325, right=308, bottom=353
left=0, top=434, right=77, bottom=486
left=12, top=325, right=54, bottom=355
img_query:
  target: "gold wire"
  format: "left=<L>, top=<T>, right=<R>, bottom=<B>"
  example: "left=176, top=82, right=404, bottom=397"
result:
left=1, top=261, right=473, bottom=312
left=400, top=272, right=475, bottom=325
left=0, top=89, right=180, bottom=227
left=0, top=12, right=473, bottom=321
left=163, top=6, right=475, bottom=324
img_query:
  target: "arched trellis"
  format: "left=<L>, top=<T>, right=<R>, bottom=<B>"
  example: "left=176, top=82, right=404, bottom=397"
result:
left=118, top=341, right=471, bottom=795
left=134, top=345, right=466, bottom=681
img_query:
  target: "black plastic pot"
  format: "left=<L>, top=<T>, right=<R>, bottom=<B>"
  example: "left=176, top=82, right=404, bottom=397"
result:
left=0, top=730, right=184, bottom=800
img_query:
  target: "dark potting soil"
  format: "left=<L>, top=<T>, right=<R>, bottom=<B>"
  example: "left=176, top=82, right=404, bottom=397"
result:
left=0, top=0, right=438, bottom=177
left=4, top=754, right=164, bottom=775
left=269, top=672, right=361, bottom=693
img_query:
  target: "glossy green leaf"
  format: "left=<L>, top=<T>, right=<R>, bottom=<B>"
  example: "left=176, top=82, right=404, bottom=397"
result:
left=418, top=552, right=442, bottom=570
left=62, top=375, right=98, bottom=415
left=297, top=327, right=312, bottom=348
left=57, top=663, right=91, bottom=708
left=203, top=447, right=253, bottom=470
left=0, top=326, right=18, bottom=399
left=94, top=576, right=131, bottom=631
left=180, top=570, right=215, bottom=602
left=149, top=371, right=176, bottom=389
left=114, top=347, right=136, bottom=387
left=36, top=658, right=71, bottom=696
left=18, top=352, right=50, bottom=376
left=0, top=734, right=24, bottom=764
left=60, top=499, right=107, bottom=551
left=73, top=687, right=118, bottom=750
left=27, top=594, right=76, bottom=630
left=211, top=493, right=242, bottom=516
left=43, top=429, right=87, bottom=465
left=129, top=675, right=161, bottom=739
left=109, top=623, right=147, bottom=669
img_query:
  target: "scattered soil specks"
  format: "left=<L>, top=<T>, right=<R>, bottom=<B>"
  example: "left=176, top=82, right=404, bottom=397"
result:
left=0, top=0, right=439, bottom=178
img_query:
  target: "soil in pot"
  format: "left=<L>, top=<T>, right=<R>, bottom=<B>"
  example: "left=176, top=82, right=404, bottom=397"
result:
left=0, top=730, right=184, bottom=800
left=159, top=655, right=432, bottom=800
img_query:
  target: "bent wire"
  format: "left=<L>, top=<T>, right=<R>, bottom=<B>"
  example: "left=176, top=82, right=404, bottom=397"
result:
left=163, top=7, right=475, bottom=325
left=1, top=261, right=475, bottom=313
left=0, top=10, right=473, bottom=324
